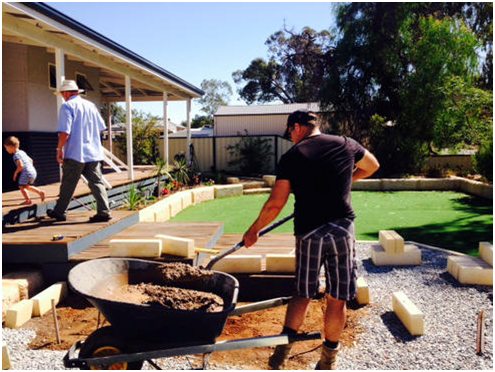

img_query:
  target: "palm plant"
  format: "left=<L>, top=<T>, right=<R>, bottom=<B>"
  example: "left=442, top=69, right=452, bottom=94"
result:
left=154, top=158, right=173, bottom=197
left=125, top=184, right=145, bottom=210
left=171, top=158, right=191, bottom=186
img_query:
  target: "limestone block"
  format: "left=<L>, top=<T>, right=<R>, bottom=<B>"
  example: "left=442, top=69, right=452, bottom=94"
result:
left=243, top=181, right=266, bottom=190
left=263, top=175, right=277, bottom=187
left=447, top=255, right=492, bottom=285
left=370, top=244, right=422, bottom=266
left=138, top=207, right=156, bottom=222
left=479, top=242, right=493, bottom=266
left=167, top=194, right=183, bottom=217
left=265, top=254, right=296, bottom=273
left=2, top=281, right=21, bottom=320
left=179, top=190, right=193, bottom=209
left=382, top=179, right=419, bottom=191
left=31, top=281, right=68, bottom=317
left=244, top=188, right=272, bottom=195
left=352, top=179, right=382, bottom=191
left=417, top=178, right=454, bottom=191
left=5, top=299, right=33, bottom=328
left=3, top=342, right=12, bottom=370
left=110, top=239, right=162, bottom=258
left=214, top=184, right=243, bottom=199
left=3, top=269, right=44, bottom=299
left=392, top=291, right=424, bottom=336
left=154, top=204, right=171, bottom=222
left=226, top=177, right=240, bottom=184
left=154, top=234, right=195, bottom=258
left=191, top=186, right=215, bottom=204
left=356, top=277, right=370, bottom=305
left=379, top=230, right=404, bottom=254
left=210, top=255, right=263, bottom=273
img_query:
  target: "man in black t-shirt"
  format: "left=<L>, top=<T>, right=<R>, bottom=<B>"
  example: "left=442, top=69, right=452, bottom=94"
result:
left=243, top=110, right=379, bottom=369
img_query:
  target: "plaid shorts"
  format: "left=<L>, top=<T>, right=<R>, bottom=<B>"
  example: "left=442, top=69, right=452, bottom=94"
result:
left=295, top=218, right=357, bottom=301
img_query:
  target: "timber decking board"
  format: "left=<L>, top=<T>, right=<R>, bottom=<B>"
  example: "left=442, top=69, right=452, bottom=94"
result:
left=69, top=222, right=225, bottom=262
left=2, top=167, right=156, bottom=214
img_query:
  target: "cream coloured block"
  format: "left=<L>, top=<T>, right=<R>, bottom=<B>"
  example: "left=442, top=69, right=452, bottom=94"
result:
left=210, top=255, right=263, bottom=273
left=356, top=277, right=371, bottom=305
left=214, top=184, right=243, bottom=198
left=392, top=291, right=424, bottom=336
left=479, top=242, right=493, bottom=266
left=154, top=206, right=171, bottom=222
left=110, top=239, right=162, bottom=258
left=138, top=207, right=155, bottom=222
left=2, top=281, right=21, bottom=320
left=167, top=194, right=183, bottom=217
left=31, top=281, right=68, bottom=317
left=154, top=234, right=195, bottom=258
left=447, top=255, right=469, bottom=279
left=379, top=230, right=404, bottom=254
left=265, top=254, right=296, bottom=272
left=370, top=244, right=421, bottom=266
left=5, top=299, right=33, bottom=328
left=191, top=187, right=215, bottom=204
left=3, top=270, right=44, bottom=299
left=447, top=255, right=493, bottom=285
left=180, top=190, right=193, bottom=209
left=2, top=343, right=12, bottom=370
left=263, top=175, right=277, bottom=187
left=226, top=177, right=240, bottom=184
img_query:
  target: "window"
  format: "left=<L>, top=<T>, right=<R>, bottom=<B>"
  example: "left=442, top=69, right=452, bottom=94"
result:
left=48, top=64, right=56, bottom=90
left=76, top=72, right=94, bottom=94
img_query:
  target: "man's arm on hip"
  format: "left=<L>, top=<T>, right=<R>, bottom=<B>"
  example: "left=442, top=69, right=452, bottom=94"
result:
left=353, top=150, right=380, bottom=182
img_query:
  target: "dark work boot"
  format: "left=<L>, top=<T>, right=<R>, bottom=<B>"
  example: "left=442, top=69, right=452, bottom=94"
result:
left=46, top=209, right=67, bottom=222
left=315, top=343, right=340, bottom=370
left=268, top=343, right=293, bottom=370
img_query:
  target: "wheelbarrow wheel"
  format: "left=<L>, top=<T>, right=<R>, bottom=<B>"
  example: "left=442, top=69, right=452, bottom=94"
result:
left=79, top=326, right=144, bottom=370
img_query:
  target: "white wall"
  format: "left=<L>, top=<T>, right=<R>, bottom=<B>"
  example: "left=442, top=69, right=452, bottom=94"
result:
left=214, top=114, right=288, bottom=136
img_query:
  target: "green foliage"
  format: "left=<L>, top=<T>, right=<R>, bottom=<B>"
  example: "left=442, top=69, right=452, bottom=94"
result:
left=473, top=137, right=493, bottom=181
left=198, top=79, right=233, bottom=117
left=125, top=184, right=145, bottom=210
left=170, top=157, right=191, bottom=186
left=190, top=115, right=213, bottom=129
left=227, top=131, right=273, bottom=175
left=233, top=27, right=333, bottom=104
left=114, top=110, right=161, bottom=165
left=154, top=158, right=172, bottom=198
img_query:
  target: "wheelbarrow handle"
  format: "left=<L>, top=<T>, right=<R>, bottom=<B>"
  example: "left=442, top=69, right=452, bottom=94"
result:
left=205, top=213, right=294, bottom=270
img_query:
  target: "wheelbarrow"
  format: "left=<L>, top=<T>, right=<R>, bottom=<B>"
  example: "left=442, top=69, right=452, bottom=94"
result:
left=63, top=214, right=320, bottom=370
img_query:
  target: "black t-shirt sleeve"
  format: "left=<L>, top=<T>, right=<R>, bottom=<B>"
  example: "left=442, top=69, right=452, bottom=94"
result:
left=276, top=152, right=292, bottom=180
left=347, top=137, right=366, bottom=163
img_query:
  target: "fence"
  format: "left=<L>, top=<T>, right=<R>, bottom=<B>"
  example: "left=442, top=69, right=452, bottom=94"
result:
left=103, top=135, right=293, bottom=174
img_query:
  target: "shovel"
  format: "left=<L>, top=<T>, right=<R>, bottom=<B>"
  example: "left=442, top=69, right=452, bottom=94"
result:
left=204, top=213, right=294, bottom=270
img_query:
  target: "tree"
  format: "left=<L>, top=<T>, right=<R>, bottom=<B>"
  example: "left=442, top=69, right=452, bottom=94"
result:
left=190, top=115, right=213, bottom=128
left=100, top=103, right=126, bottom=124
left=319, top=3, right=489, bottom=175
left=197, top=79, right=233, bottom=117
left=233, top=27, right=334, bottom=104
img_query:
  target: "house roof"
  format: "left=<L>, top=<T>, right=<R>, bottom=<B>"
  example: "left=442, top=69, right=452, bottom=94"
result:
left=3, top=2, right=203, bottom=101
left=215, top=102, right=320, bottom=116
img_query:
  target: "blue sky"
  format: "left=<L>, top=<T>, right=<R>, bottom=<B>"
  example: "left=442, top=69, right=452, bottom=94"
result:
left=48, top=2, right=337, bottom=123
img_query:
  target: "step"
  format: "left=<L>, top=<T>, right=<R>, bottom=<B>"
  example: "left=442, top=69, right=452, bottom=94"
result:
left=379, top=230, right=404, bottom=254
left=209, top=255, right=263, bottom=273
left=31, top=281, right=68, bottom=317
left=5, top=299, right=33, bottom=328
left=479, top=242, right=493, bottom=266
left=243, top=188, right=272, bottom=195
left=370, top=244, right=422, bottom=266
left=447, top=255, right=492, bottom=285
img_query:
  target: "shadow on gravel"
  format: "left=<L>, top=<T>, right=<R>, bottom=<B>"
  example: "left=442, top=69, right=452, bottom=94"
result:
left=380, top=312, right=419, bottom=343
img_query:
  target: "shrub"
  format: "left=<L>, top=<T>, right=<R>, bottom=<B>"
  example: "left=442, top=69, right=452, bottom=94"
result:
left=473, top=138, right=493, bottom=182
left=227, top=131, right=273, bottom=175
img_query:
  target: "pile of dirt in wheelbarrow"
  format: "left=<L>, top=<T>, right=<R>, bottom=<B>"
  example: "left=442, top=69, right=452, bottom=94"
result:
left=110, top=283, right=223, bottom=312
left=105, top=262, right=222, bottom=312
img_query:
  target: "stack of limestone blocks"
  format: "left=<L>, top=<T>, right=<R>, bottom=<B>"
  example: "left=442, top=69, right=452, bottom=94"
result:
left=371, top=230, right=422, bottom=266
left=2, top=272, right=68, bottom=330
left=447, top=242, right=493, bottom=285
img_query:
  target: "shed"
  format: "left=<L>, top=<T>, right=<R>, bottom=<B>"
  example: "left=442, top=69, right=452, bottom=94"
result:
left=214, top=102, right=320, bottom=136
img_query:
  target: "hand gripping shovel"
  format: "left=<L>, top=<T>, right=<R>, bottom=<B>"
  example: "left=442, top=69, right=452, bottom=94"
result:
left=204, top=213, right=294, bottom=270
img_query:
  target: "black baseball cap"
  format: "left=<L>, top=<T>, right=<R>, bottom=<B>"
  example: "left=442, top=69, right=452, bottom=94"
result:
left=283, top=110, right=318, bottom=139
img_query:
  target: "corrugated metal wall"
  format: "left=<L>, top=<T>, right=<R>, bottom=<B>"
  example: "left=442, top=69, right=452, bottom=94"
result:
left=214, top=115, right=288, bottom=136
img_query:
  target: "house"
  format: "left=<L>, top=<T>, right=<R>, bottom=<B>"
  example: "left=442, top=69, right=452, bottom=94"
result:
left=214, top=102, right=320, bottom=136
left=2, top=2, right=203, bottom=191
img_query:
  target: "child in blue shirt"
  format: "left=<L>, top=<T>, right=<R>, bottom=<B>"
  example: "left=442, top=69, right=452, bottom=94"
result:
left=4, top=136, right=45, bottom=205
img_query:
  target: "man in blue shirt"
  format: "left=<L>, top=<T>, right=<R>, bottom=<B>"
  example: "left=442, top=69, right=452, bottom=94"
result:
left=47, top=80, right=111, bottom=223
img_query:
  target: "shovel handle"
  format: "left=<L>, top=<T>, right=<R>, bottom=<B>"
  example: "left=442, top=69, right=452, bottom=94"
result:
left=205, top=213, right=294, bottom=270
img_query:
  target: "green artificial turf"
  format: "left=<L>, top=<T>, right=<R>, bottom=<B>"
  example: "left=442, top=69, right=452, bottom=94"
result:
left=171, top=191, right=493, bottom=255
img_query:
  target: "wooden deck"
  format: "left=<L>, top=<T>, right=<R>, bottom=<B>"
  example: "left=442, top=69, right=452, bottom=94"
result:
left=2, top=166, right=156, bottom=215
left=2, top=210, right=139, bottom=263
left=70, top=222, right=224, bottom=263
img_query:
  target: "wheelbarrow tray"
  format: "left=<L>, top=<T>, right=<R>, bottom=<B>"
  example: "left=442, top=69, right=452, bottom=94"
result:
left=68, top=258, right=239, bottom=342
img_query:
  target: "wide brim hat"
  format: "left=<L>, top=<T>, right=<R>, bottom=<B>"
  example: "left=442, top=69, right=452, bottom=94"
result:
left=55, top=79, right=84, bottom=93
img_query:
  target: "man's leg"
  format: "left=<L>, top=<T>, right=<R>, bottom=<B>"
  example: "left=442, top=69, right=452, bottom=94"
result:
left=324, top=294, right=346, bottom=342
left=52, top=159, right=84, bottom=216
left=268, top=296, right=311, bottom=369
left=82, top=161, right=110, bottom=217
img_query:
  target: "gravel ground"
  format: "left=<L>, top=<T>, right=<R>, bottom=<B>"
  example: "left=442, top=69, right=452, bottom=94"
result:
left=3, top=242, right=493, bottom=370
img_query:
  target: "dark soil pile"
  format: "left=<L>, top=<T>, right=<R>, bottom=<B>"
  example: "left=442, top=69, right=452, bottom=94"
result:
left=111, top=283, right=224, bottom=312
left=156, top=262, right=215, bottom=285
